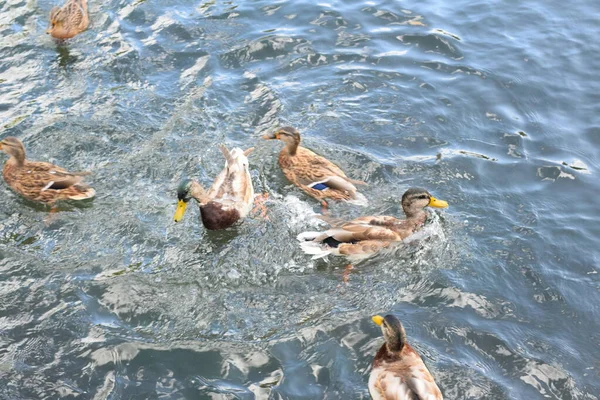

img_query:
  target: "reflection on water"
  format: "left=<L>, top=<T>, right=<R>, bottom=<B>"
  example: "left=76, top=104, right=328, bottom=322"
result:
left=0, top=0, right=599, bottom=398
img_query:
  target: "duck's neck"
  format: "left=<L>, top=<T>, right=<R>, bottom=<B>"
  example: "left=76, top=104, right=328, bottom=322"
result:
left=283, top=139, right=300, bottom=156
left=386, top=327, right=407, bottom=353
left=6, top=148, right=26, bottom=167
left=403, top=207, right=427, bottom=220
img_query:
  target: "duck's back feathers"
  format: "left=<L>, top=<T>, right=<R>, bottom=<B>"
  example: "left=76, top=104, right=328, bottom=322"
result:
left=369, top=344, right=443, bottom=400
left=207, top=146, right=254, bottom=218
left=3, top=160, right=95, bottom=203
left=279, top=147, right=367, bottom=204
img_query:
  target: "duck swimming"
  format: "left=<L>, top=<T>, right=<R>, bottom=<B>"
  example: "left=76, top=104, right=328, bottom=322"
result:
left=263, top=126, right=367, bottom=207
left=0, top=137, right=95, bottom=204
left=298, top=187, right=448, bottom=259
left=369, top=314, right=443, bottom=400
left=47, top=0, right=89, bottom=39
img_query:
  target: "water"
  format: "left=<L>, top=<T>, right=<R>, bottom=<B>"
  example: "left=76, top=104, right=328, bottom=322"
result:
left=1, top=0, right=599, bottom=398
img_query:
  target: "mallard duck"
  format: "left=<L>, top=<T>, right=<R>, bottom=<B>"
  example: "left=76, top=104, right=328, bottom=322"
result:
left=369, top=314, right=443, bottom=400
left=0, top=137, right=95, bottom=204
left=174, top=145, right=254, bottom=230
left=46, top=0, right=89, bottom=39
left=297, top=187, right=448, bottom=259
left=263, top=126, right=367, bottom=207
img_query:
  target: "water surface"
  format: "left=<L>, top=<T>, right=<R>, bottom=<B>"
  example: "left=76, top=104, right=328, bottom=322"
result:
left=0, top=0, right=599, bottom=399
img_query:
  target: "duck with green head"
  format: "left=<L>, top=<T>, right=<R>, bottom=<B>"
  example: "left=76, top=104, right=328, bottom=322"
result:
left=174, top=145, right=254, bottom=230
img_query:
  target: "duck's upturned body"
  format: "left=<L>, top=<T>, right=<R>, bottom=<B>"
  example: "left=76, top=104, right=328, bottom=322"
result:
left=174, top=146, right=254, bottom=230
left=47, top=0, right=89, bottom=39
left=264, top=127, right=367, bottom=206
left=369, top=315, right=443, bottom=400
left=0, top=137, right=95, bottom=204
left=298, top=188, right=447, bottom=259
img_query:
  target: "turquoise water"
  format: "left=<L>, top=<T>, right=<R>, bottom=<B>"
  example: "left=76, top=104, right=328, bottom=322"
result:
left=1, top=0, right=599, bottom=398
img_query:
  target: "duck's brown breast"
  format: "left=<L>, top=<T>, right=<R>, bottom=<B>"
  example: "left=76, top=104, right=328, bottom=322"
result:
left=200, top=202, right=241, bottom=230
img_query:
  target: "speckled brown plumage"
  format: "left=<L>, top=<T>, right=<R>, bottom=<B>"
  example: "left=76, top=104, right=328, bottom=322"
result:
left=264, top=127, right=367, bottom=205
left=369, top=315, right=443, bottom=400
left=0, top=137, right=95, bottom=204
left=47, top=0, right=89, bottom=39
left=298, top=188, right=448, bottom=259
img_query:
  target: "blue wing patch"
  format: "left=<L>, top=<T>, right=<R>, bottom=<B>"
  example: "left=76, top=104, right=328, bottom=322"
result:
left=310, top=183, right=328, bottom=190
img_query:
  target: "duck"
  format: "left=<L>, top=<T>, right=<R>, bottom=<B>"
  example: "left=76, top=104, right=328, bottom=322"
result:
left=0, top=137, right=96, bottom=204
left=174, top=145, right=254, bottom=230
left=46, top=0, right=89, bottom=39
left=263, top=126, right=367, bottom=207
left=297, top=187, right=448, bottom=259
left=369, top=314, right=443, bottom=400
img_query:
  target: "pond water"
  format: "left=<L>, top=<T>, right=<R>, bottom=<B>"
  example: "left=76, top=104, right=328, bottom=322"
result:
left=0, top=0, right=599, bottom=399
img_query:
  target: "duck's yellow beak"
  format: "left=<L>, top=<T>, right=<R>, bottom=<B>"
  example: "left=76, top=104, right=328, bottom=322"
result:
left=372, top=315, right=384, bottom=326
left=428, top=196, right=448, bottom=208
left=173, top=200, right=187, bottom=222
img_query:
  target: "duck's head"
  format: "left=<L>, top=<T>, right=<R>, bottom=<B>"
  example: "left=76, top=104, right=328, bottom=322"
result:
left=401, top=187, right=448, bottom=218
left=0, top=137, right=26, bottom=161
left=46, top=7, right=64, bottom=36
left=174, top=179, right=194, bottom=222
left=372, top=314, right=407, bottom=352
left=263, top=126, right=301, bottom=150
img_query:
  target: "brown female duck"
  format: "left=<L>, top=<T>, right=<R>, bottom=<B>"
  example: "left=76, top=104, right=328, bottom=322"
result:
left=298, top=187, right=447, bottom=259
left=263, top=126, right=367, bottom=207
left=0, top=137, right=95, bottom=204
left=47, top=0, right=89, bottom=39
left=369, top=314, right=443, bottom=400
left=174, top=145, right=254, bottom=230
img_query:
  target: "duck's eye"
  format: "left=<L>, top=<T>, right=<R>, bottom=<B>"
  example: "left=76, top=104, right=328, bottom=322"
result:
left=419, top=195, right=428, bottom=199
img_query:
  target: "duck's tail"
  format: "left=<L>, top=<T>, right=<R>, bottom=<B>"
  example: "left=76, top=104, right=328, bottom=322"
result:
left=297, top=231, right=336, bottom=259
left=346, top=191, right=368, bottom=207
left=67, top=185, right=96, bottom=200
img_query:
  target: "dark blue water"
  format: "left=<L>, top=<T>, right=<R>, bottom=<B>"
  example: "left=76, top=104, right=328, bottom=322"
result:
left=1, top=0, right=599, bottom=398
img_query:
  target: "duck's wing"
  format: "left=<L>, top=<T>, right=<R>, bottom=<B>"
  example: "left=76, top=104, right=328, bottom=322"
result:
left=325, top=223, right=401, bottom=242
left=27, top=161, right=90, bottom=176
left=19, top=161, right=89, bottom=191
left=369, top=368, right=417, bottom=400
left=348, top=215, right=402, bottom=226
left=288, top=147, right=354, bottom=186
left=64, top=0, right=87, bottom=28
left=369, top=364, right=443, bottom=400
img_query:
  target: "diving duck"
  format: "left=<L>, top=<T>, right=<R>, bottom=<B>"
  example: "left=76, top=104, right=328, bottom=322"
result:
left=47, top=0, right=89, bottom=39
left=369, top=314, right=443, bottom=400
left=263, top=126, right=367, bottom=207
left=297, top=187, right=447, bottom=259
left=174, top=145, right=254, bottom=230
left=0, top=137, right=96, bottom=204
